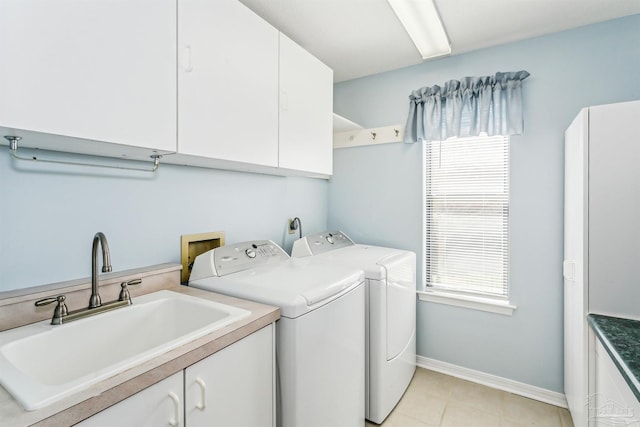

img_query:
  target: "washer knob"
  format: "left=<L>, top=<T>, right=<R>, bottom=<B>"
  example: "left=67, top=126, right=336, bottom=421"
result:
left=245, top=248, right=256, bottom=258
left=326, top=235, right=334, bottom=244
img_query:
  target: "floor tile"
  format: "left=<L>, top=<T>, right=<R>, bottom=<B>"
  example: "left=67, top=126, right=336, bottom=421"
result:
left=501, top=393, right=562, bottom=427
left=393, top=386, right=447, bottom=426
left=558, top=408, right=574, bottom=427
left=501, top=418, right=533, bottom=427
left=410, top=368, right=457, bottom=399
left=449, top=378, right=505, bottom=415
left=375, top=368, right=569, bottom=427
left=440, top=402, right=502, bottom=427
left=382, top=411, right=437, bottom=427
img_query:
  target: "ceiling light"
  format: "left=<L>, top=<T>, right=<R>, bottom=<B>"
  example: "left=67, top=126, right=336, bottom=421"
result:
left=387, top=0, right=451, bottom=59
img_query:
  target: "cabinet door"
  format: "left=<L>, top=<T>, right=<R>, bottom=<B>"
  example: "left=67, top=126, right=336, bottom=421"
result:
left=564, top=107, right=589, bottom=427
left=0, top=0, right=176, bottom=152
left=185, top=324, right=274, bottom=427
left=278, top=33, right=333, bottom=176
left=76, top=371, right=184, bottom=427
left=593, top=338, right=640, bottom=427
left=178, top=0, right=279, bottom=167
left=588, top=100, right=640, bottom=319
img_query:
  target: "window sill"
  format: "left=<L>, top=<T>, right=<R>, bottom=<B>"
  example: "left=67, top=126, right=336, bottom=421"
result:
left=417, top=290, right=516, bottom=316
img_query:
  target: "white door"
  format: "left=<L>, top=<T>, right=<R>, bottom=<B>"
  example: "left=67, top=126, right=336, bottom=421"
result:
left=278, top=33, right=333, bottom=176
left=564, top=107, right=589, bottom=427
left=185, top=324, right=274, bottom=427
left=0, top=0, right=176, bottom=152
left=177, top=0, right=279, bottom=167
left=76, top=371, right=184, bottom=427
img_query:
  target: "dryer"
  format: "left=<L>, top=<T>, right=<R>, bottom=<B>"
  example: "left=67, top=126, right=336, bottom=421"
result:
left=292, top=231, right=416, bottom=424
left=189, top=240, right=365, bottom=427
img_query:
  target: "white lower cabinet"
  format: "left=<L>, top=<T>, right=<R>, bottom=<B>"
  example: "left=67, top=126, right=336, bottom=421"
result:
left=76, top=371, right=184, bottom=427
left=185, top=324, right=274, bottom=427
left=77, top=324, right=274, bottom=427
left=592, top=336, right=640, bottom=427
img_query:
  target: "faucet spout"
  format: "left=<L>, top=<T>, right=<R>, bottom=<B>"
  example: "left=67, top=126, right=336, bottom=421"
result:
left=90, top=232, right=112, bottom=309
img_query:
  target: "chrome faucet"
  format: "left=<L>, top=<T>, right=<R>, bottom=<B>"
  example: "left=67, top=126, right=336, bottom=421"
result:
left=35, top=232, right=142, bottom=325
left=89, top=232, right=112, bottom=309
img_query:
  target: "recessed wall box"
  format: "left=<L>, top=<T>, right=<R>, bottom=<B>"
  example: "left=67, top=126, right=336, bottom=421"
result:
left=180, top=231, right=225, bottom=284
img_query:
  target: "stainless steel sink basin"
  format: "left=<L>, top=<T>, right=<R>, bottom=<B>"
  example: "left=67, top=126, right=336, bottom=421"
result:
left=0, top=290, right=250, bottom=410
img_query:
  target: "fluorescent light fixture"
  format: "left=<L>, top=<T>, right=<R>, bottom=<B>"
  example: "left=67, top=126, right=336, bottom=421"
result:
left=387, top=0, right=451, bottom=59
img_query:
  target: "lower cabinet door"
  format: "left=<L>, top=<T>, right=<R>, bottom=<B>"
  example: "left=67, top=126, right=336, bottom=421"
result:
left=76, top=371, right=184, bottom=427
left=593, top=338, right=640, bottom=427
left=185, top=324, right=275, bottom=427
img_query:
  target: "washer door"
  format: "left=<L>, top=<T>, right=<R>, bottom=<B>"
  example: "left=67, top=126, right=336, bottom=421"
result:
left=383, top=253, right=417, bottom=360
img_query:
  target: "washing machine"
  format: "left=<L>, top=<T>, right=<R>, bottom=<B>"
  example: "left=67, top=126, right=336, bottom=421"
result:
left=292, top=231, right=416, bottom=424
left=188, top=240, right=365, bottom=427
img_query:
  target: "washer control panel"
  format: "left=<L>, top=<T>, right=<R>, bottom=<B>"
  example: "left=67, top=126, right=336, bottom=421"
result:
left=213, top=240, right=288, bottom=276
left=291, top=231, right=354, bottom=257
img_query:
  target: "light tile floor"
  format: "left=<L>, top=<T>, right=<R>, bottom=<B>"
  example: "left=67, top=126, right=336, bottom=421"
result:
left=367, top=368, right=574, bottom=427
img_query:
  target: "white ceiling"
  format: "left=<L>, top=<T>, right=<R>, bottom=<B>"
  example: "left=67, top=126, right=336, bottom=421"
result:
left=237, top=0, right=640, bottom=82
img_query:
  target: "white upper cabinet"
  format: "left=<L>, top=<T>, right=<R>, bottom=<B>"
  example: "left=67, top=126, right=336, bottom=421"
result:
left=0, top=0, right=332, bottom=177
left=0, top=0, right=177, bottom=154
left=278, top=34, right=333, bottom=176
left=177, top=0, right=279, bottom=167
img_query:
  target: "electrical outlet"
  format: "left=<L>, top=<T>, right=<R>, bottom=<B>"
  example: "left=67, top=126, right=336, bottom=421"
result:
left=288, top=218, right=296, bottom=234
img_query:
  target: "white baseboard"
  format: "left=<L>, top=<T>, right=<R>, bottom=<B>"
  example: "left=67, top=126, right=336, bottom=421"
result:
left=417, top=355, right=568, bottom=408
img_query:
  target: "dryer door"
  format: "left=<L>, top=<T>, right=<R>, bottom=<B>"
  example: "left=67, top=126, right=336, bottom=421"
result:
left=383, top=253, right=417, bottom=360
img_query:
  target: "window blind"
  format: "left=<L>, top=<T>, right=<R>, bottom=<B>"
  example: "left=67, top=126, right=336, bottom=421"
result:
left=424, top=135, right=510, bottom=298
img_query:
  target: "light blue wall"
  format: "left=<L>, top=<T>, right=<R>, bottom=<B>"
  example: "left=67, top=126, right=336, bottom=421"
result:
left=0, top=150, right=328, bottom=291
left=330, top=15, right=640, bottom=393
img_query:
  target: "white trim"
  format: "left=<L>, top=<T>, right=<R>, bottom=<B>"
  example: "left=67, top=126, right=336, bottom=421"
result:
left=417, top=355, right=568, bottom=408
left=417, top=290, right=516, bottom=316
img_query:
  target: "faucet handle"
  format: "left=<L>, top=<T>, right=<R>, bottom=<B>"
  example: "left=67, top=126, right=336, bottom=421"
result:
left=118, top=278, right=142, bottom=303
left=124, top=278, right=142, bottom=287
left=35, top=295, right=68, bottom=325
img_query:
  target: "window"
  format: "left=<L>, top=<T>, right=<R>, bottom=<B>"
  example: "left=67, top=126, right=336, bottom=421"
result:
left=424, top=135, right=510, bottom=300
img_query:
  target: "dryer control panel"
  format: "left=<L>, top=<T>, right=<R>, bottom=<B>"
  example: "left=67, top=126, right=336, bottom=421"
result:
left=190, top=240, right=289, bottom=281
left=291, top=231, right=354, bottom=257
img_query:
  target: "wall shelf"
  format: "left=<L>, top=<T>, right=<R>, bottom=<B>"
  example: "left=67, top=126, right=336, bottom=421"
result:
left=333, top=113, right=404, bottom=149
left=332, top=113, right=363, bottom=133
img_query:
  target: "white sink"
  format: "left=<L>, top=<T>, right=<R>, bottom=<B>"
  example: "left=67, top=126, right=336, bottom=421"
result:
left=0, top=290, right=250, bottom=410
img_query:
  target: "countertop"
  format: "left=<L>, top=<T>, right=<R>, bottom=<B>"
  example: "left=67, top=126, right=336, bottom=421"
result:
left=0, top=278, right=280, bottom=427
left=587, top=314, right=640, bottom=402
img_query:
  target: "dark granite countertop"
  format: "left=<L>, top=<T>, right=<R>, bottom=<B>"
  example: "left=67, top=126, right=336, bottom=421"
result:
left=588, top=314, right=640, bottom=402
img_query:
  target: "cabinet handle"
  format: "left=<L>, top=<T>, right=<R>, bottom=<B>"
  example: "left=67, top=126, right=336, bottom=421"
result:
left=168, top=391, right=181, bottom=426
left=183, top=45, right=193, bottom=72
left=195, top=377, right=207, bottom=410
left=563, top=260, right=576, bottom=281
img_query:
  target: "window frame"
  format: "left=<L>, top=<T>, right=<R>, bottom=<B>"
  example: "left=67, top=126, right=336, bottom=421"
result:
left=418, top=135, right=516, bottom=315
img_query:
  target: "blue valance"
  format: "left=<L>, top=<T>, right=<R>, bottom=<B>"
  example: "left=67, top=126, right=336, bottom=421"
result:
left=403, top=71, right=530, bottom=142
